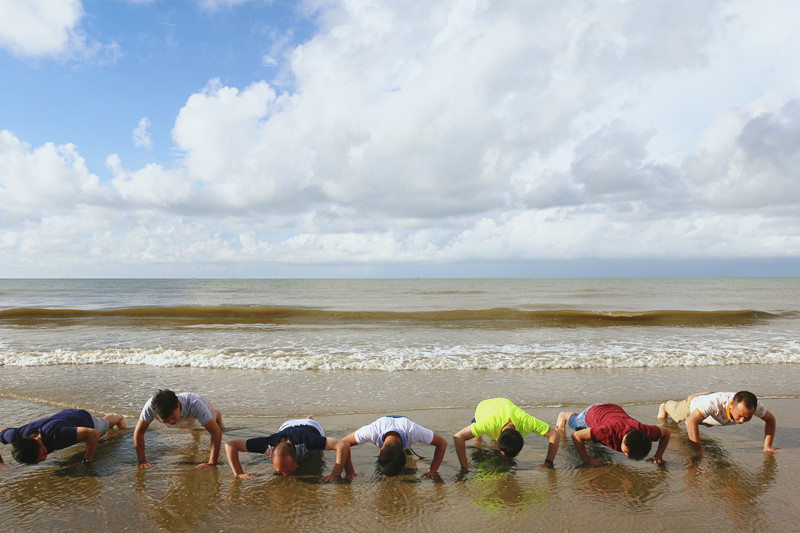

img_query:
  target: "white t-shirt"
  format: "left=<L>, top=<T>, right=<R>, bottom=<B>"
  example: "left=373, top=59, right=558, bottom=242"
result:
left=353, top=416, right=434, bottom=448
left=689, top=392, right=767, bottom=426
left=140, top=392, right=214, bottom=426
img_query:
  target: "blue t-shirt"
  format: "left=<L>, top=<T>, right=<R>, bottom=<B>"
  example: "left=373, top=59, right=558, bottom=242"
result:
left=246, top=424, right=327, bottom=462
left=0, top=409, right=93, bottom=452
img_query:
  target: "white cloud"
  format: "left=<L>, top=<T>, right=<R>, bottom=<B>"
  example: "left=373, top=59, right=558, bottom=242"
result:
left=1, top=0, right=799, bottom=275
left=0, top=0, right=120, bottom=62
left=132, top=117, right=153, bottom=150
left=0, top=0, right=83, bottom=57
left=0, top=130, right=102, bottom=216
left=688, top=99, right=800, bottom=209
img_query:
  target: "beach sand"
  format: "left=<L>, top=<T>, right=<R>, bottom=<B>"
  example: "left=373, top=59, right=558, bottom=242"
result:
left=2, top=365, right=799, bottom=531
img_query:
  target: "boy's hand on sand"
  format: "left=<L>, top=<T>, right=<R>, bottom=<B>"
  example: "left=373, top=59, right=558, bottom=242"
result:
left=321, top=474, right=340, bottom=482
left=195, top=462, right=217, bottom=470
left=421, top=470, right=441, bottom=480
left=647, top=457, right=664, bottom=464
left=764, top=446, right=780, bottom=453
left=137, top=462, right=153, bottom=469
left=235, top=473, right=255, bottom=479
left=583, top=459, right=604, bottom=467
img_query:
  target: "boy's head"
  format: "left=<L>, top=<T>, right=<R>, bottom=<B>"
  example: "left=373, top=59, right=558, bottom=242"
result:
left=498, top=428, right=524, bottom=458
left=621, top=430, right=652, bottom=460
left=12, top=434, right=48, bottom=464
left=378, top=438, right=406, bottom=476
left=152, top=389, right=181, bottom=424
left=730, top=391, right=758, bottom=424
left=272, top=442, right=298, bottom=476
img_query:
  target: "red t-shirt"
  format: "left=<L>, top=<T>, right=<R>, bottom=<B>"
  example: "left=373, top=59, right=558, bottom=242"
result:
left=586, top=403, right=661, bottom=451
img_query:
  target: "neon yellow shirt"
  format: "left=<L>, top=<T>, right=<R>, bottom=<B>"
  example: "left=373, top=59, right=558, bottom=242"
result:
left=470, top=398, right=550, bottom=439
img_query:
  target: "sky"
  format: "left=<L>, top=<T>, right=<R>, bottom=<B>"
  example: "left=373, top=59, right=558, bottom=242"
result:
left=0, top=0, right=799, bottom=278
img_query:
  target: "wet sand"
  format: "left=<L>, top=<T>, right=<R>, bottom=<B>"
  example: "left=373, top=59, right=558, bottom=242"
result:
left=1, top=365, right=799, bottom=531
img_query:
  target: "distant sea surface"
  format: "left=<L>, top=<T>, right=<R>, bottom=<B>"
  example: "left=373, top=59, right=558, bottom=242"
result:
left=1, top=277, right=798, bottom=371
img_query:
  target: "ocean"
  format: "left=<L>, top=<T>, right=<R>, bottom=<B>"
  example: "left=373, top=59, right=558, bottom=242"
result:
left=1, top=278, right=799, bottom=531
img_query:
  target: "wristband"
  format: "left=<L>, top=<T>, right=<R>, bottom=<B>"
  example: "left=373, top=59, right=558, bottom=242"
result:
left=544, top=458, right=554, bottom=465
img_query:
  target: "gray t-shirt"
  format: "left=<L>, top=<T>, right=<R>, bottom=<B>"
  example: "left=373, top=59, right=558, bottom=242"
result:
left=139, top=392, right=214, bottom=426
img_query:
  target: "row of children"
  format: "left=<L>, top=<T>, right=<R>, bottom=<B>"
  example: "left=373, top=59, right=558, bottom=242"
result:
left=0, top=390, right=778, bottom=477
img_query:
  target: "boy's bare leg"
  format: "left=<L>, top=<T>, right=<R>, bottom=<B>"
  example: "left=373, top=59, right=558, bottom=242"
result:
left=102, top=414, right=126, bottom=429
left=556, top=412, right=575, bottom=432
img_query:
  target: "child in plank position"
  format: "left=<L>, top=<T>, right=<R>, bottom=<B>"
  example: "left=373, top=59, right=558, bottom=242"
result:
left=133, top=390, right=225, bottom=469
left=224, top=416, right=350, bottom=482
left=1, top=409, right=125, bottom=465
left=557, top=403, right=670, bottom=465
left=453, top=398, right=560, bottom=469
left=342, top=415, right=447, bottom=478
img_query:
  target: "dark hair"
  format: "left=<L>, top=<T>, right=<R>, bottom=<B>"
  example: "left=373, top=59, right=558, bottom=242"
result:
left=152, top=389, right=180, bottom=419
left=12, top=437, right=42, bottom=464
left=732, top=391, right=758, bottom=410
left=378, top=440, right=406, bottom=475
left=623, top=430, right=652, bottom=460
left=498, top=428, right=524, bottom=458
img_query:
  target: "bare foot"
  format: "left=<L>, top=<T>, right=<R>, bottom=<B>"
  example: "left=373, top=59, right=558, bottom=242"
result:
left=117, top=416, right=127, bottom=430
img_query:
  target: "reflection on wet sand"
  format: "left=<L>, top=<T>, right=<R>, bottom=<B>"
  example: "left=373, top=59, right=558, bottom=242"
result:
left=133, top=458, right=223, bottom=530
left=573, top=461, right=669, bottom=505
left=673, top=428, right=778, bottom=532
left=457, top=447, right=553, bottom=517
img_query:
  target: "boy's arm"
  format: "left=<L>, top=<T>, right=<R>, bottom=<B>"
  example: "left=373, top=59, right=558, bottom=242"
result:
left=133, top=419, right=152, bottom=467
left=571, top=428, right=602, bottom=466
left=761, top=411, right=779, bottom=453
left=684, top=410, right=705, bottom=457
left=648, top=426, right=670, bottom=464
left=196, top=419, right=223, bottom=469
left=321, top=437, right=350, bottom=482
left=421, top=433, right=447, bottom=478
left=342, top=433, right=358, bottom=478
left=543, top=427, right=561, bottom=467
left=75, top=427, right=101, bottom=463
left=453, top=426, right=475, bottom=470
left=224, top=439, right=254, bottom=478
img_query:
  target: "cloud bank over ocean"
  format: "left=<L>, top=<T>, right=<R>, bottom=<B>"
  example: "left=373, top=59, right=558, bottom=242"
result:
left=1, top=0, right=798, bottom=277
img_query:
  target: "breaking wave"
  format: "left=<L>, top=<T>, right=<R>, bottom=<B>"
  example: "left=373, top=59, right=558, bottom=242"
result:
left=1, top=343, right=798, bottom=370
left=0, top=306, right=786, bottom=327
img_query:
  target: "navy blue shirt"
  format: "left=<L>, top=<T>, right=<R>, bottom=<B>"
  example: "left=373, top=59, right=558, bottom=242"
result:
left=246, top=425, right=327, bottom=461
left=0, top=409, right=93, bottom=452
